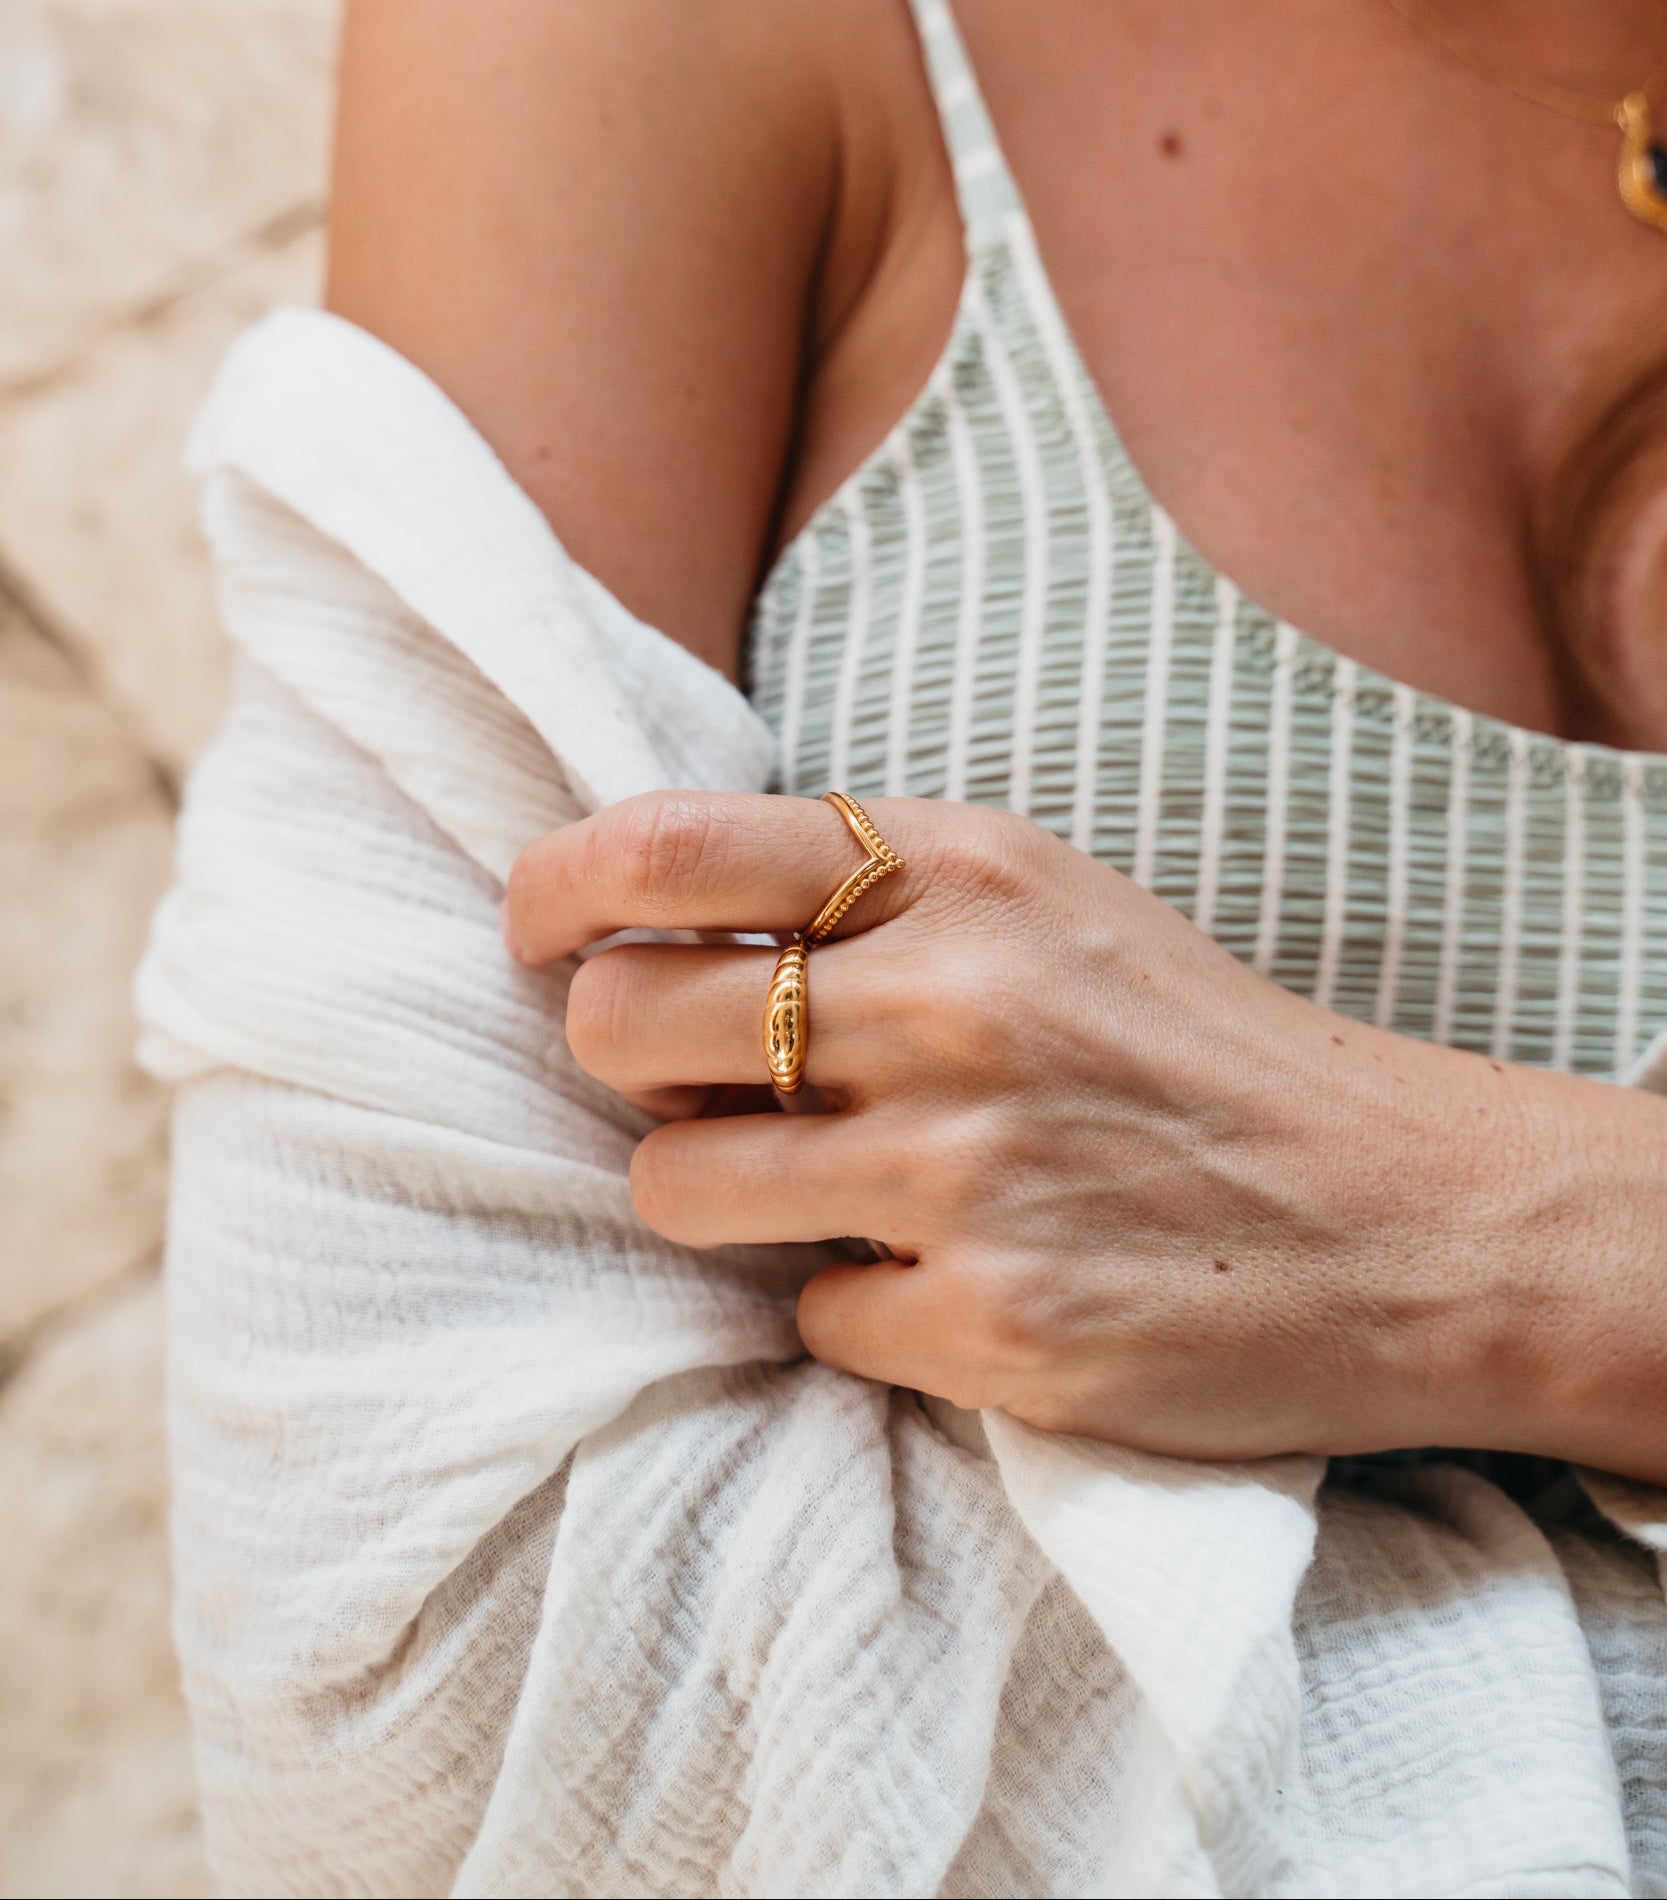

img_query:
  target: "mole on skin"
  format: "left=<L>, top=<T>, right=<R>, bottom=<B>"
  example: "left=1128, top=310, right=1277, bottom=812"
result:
left=1158, top=130, right=1184, bottom=160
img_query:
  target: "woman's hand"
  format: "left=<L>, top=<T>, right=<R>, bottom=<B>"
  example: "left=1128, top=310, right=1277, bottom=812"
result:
left=503, top=791, right=1641, bottom=1465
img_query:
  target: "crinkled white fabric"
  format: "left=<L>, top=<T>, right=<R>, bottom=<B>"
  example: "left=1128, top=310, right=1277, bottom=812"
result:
left=137, top=309, right=1667, bottom=1900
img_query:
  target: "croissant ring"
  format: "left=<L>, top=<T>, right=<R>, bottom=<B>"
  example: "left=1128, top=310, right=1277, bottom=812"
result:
left=762, top=792, right=905, bottom=1095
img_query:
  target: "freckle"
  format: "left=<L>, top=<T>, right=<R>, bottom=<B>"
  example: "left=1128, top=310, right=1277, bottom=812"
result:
left=1330, top=1034, right=1344, bottom=1047
left=1213, top=1258, right=1233, bottom=1273
left=1158, top=129, right=1184, bottom=159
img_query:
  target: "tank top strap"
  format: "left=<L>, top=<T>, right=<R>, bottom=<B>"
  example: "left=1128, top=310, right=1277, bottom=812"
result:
left=903, top=0, right=1024, bottom=248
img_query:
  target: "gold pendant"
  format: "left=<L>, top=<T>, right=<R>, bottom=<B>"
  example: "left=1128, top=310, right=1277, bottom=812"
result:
left=1616, top=91, right=1667, bottom=234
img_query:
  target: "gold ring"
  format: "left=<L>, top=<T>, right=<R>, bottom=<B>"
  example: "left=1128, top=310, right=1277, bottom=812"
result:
left=803, top=792, right=905, bottom=944
left=761, top=792, right=905, bottom=1094
left=764, top=941, right=809, bottom=1093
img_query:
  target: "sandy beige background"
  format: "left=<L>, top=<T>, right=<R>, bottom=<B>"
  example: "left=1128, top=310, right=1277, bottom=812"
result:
left=0, top=3, right=337, bottom=1890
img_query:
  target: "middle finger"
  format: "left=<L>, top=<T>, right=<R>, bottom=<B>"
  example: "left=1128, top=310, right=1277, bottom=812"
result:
left=566, top=939, right=887, bottom=1096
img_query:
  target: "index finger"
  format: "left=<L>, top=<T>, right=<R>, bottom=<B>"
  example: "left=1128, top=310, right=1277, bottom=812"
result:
left=504, top=789, right=924, bottom=965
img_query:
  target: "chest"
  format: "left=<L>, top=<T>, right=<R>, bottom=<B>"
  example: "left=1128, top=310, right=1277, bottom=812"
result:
left=799, top=0, right=1667, bottom=746
left=749, top=220, right=1667, bottom=1084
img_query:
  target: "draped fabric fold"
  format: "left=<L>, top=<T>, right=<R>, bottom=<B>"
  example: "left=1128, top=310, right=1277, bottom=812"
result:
left=137, top=309, right=1667, bottom=1899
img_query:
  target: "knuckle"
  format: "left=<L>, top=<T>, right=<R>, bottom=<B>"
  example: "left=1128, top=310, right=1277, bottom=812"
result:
left=899, top=1110, right=998, bottom=1217
left=899, top=947, right=1018, bottom=1068
left=628, top=1128, right=689, bottom=1241
left=927, top=806, right=1048, bottom=908
left=919, top=1271, right=1014, bottom=1412
left=940, top=1255, right=1056, bottom=1399
left=616, top=793, right=726, bottom=916
left=563, top=950, right=633, bottom=1076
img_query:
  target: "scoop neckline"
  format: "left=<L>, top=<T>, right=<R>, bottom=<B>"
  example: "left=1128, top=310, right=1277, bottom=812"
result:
left=751, top=6, right=1667, bottom=797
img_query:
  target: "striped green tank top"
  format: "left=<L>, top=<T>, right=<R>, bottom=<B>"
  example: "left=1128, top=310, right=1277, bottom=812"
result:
left=746, top=0, right=1667, bottom=1082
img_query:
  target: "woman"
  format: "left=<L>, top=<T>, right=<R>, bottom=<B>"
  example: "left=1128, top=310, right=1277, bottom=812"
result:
left=143, top=0, right=1667, bottom=1892
left=330, top=0, right=1667, bottom=1472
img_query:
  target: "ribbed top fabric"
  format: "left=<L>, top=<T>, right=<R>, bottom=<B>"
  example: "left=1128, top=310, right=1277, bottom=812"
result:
left=747, top=0, right=1667, bottom=1081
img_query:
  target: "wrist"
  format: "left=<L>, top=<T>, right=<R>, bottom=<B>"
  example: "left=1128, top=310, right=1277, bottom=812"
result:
left=1318, top=1026, right=1563, bottom=1457
left=1404, top=1048, right=1667, bottom=1478
left=1497, top=1068, right=1667, bottom=1481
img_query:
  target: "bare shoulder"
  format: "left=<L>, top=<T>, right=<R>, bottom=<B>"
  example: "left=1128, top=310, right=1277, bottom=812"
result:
left=327, top=0, right=852, bottom=674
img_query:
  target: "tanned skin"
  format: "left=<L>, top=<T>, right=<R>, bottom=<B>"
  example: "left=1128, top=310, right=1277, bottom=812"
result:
left=334, top=1, right=1667, bottom=1481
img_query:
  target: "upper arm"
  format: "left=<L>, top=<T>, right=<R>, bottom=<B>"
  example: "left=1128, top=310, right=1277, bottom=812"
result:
left=326, top=0, right=838, bottom=676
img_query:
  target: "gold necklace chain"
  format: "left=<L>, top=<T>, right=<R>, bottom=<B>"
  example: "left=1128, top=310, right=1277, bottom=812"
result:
left=1384, top=0, right=1667, bottom=125
left=1383, top=0, right=1667, bottom=231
